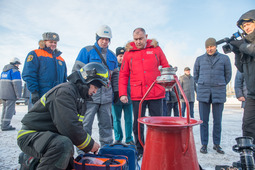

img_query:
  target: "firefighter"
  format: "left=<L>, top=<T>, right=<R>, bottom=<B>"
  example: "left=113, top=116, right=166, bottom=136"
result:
left=17, top=62, right=109, bottom=170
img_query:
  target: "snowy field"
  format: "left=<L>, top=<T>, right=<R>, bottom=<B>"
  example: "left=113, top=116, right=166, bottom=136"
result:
left=0, top=98, right=244, bottom=170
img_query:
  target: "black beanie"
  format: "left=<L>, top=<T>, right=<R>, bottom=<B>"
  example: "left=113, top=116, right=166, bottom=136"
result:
left=89, top=80, right=103, bottom=88
left=116, top=47, right=125, bottom=56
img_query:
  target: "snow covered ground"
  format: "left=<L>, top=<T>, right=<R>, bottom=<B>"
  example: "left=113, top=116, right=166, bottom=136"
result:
left=0, top=98, right=244, bottom=170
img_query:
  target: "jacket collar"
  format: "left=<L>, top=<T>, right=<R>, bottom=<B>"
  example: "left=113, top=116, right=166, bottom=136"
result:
left=126, top=39, right=158, bottom=52
left=43, top=47, right=62, bottom=56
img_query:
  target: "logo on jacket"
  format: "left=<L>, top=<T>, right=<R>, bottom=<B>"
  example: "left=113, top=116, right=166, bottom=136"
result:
left=146, top=51, right=154, bottom=54
left=27, top=55, right=33, bottom=62
left=58, top=61, right=63, bottom=66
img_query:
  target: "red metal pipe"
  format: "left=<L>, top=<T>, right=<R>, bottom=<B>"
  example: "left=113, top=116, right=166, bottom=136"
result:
left=174, top=75, right=190, bottom=124
left=138, top=80, right=157, bottom=147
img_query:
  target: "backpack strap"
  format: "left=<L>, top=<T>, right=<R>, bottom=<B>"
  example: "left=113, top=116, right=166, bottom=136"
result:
left=93, top=45, right=109, bottom=70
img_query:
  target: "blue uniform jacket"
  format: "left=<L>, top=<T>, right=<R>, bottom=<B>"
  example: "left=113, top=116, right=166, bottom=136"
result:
left=72, top=42, right=119, bottom=104
left=0, top=64, right=22, bottom=100
left=22, top=47, right=67, bottom=97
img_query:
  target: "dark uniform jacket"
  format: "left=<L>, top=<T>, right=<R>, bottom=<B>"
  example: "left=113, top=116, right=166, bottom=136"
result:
left=21, top=82, right=94, bottom=152
left=235, top=11, right=255, bottom=99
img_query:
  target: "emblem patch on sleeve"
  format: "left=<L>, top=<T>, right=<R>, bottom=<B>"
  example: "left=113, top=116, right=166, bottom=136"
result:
left=27, top=55, right=34, bottom=62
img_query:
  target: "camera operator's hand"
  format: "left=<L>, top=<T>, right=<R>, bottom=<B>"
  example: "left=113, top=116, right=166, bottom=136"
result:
left=230, top=40, right=243, bottom=54
left=230, top=40, right=243, bottom=48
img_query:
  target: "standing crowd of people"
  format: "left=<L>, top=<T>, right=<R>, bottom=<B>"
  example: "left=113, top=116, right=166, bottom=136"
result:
left=0, top=9, right=255, bottom=169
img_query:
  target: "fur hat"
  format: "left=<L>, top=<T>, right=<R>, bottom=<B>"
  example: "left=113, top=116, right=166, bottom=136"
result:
left=42, top=32, right=59, bottom=41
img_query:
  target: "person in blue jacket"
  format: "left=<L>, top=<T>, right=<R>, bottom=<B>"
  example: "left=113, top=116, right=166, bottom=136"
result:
left=112, top=47, right=134, bottom=145
left=0, top=57, right=22, bottom=131
left=72, top=25, right=119, bottom=147
left=194, top=38, right=232, bottom=154
left=22, top=32, right=67, bottom=104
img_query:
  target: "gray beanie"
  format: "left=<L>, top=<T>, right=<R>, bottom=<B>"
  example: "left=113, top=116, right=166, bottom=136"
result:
left=205, top=38, right=216, bottom=48
left=42, top=32, right=60, bottom=41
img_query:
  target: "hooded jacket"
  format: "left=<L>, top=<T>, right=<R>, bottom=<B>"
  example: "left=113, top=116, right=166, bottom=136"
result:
left=0, top=64, right=22, bottom=100
left=235, top=9, right=255, bottom=99
left=119, top=39, right=169, bottom=101
left=72, top=42, right=119, bottom=104
left=22, top=47, right=67, bottom=97
left=20, top=82, right=94, bottom=152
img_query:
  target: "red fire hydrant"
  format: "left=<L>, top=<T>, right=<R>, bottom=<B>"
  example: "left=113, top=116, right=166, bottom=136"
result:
left=138, top=67, right=202, bottom=170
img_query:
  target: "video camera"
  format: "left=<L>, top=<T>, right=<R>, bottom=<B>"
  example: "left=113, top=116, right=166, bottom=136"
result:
left=216, top=31, right=243, bottom=54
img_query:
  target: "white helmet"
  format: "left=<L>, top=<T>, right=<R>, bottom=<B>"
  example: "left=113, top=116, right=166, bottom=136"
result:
left=96, top=25, right=112, bottom=39
left=10, top=57, right=21, bottom=65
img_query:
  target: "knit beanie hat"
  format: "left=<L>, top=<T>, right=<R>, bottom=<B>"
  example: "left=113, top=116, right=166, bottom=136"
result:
left=90, top=80, right=103, bottom=88
left=116, top=47, right=125, bottom=56
left=184, top=67, right=190, bottom=71
left=205, top=38, right=216, bottom=48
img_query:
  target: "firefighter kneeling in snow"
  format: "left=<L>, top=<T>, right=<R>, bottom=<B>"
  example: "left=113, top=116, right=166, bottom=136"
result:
left=17, top=62, right=109, bottom=170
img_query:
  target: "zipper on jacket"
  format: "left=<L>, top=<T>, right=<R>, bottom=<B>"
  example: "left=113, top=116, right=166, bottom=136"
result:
left=130, top=58, right=133, bottom=74
left=155, top=54, right=159, bottom=67
left=121, top=60, right=125, bottom=71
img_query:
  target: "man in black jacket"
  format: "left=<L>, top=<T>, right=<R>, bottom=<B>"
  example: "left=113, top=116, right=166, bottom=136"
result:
left=17, top=62, right=109, bottom=170
left=231, top=9, right=255, bottom=147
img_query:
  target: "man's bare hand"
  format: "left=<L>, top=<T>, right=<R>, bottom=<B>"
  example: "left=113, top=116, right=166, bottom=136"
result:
left=91, top=142, right=100, bottom=154
left=120, top=96, right=128, bottom=103
left=238, top=96, right=245, bottom=102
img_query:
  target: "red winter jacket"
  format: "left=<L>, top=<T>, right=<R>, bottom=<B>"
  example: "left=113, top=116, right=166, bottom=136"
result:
left=119, top=39, right=170, bottom=101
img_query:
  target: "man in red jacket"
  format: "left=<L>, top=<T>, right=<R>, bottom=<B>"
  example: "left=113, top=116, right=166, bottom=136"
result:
left=119, top=28, right=169, bottom=160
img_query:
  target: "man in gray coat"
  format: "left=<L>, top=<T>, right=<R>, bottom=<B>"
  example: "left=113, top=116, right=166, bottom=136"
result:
left=194, top=38, right=232, bottom=154
left=0, top=57, right=22, bottom=131
left=179, top=67, right=196, bottom=118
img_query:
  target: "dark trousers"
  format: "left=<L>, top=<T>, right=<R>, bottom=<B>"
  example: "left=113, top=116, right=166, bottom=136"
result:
left=132, top=99, right=163, bottom=154
left=243, top=98, right=255, bottom=144
left=17, top=131, right=74, bottom=170
left=181, top=102, right=194, bottom=118
left=167, top=102, right=179, bottom=116
left=162, top=100, right=168, bottom=116
left=199, top=101, right=224, bottom=146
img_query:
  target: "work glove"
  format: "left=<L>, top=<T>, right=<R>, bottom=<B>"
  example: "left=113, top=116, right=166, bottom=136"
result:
left=31, top=91, right=40, bottom=104
left=229, top=40, right=243, bottom=54
left=113, top=91, right=119, bottom=104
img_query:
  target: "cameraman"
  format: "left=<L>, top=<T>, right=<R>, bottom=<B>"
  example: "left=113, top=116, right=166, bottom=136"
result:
left=231, top=9, right=255, bottom=150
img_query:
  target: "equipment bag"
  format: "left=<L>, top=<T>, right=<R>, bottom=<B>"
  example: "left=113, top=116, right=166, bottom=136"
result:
left=98, top=143, right=139, bottom=170
left=74, top=153, right=128, bottom=170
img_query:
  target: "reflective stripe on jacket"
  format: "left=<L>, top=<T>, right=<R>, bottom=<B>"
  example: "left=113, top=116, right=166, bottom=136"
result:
left=72, top=42, right=119, bottom=104
left=0, top=64, right=22, bottom=100
left=20, top=82, right=94, bottom=153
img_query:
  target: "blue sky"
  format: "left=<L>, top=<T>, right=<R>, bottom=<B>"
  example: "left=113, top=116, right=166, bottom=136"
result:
left=0, top=0, right=253, bottom=87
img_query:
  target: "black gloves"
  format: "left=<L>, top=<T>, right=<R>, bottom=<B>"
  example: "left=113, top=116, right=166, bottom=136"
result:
left=31, top=91, right=40, bottom=104
left=113, top=92, right=119, bottom=104
left=229, top=40, right=243, bottom=54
